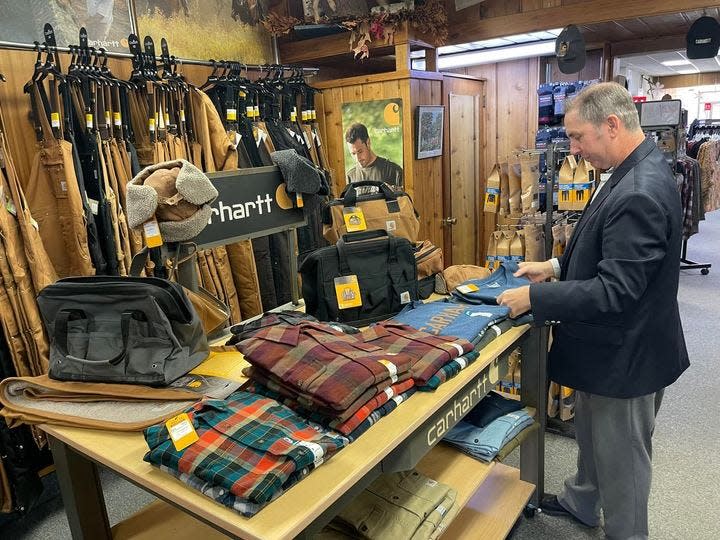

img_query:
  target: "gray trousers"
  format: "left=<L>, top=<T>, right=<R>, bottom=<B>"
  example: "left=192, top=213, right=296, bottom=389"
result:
left=558, top=389, right=664, bottom=540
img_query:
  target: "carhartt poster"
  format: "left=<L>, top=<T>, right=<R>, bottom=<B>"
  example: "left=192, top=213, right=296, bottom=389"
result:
left=342, top=98, right=404, bottom=189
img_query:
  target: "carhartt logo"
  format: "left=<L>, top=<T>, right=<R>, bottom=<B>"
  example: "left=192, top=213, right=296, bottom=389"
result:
left=487, top=281, right=501, bottom=288
left=209, top=194, right=274, bottom=224
left=696, top=38, right=713, bottom=44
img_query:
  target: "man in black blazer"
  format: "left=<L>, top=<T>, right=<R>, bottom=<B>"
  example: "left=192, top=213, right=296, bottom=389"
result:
left=498, top=82, right=689, bottom=540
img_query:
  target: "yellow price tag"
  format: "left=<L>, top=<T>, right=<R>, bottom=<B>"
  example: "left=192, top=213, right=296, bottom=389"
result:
left=179, top=109, right=186, bottom=122
left=334, top=275, right=362, bottom=309
left=113, top=111, right=122, bottom=126
left=143, top=217, right=163, bottom=248
left=85, top=113, right=94, bottom=129
left=165, top=413, right=199, bottom=452
left=456, top=283, right=479, bottom=294
left=343, top=206, right=367, bottom=232
left=226, top=108, right=237, bottom=121
left=148, top=118, right=156, bottom=132
left=51, top=112, right=61, bottom=128
left=296, top=193, right=304, bottom=208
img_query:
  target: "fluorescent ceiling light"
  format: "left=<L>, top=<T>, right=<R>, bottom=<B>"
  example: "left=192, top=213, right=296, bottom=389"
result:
left=662, top=59, right=692, bottom=66
left=438, top=40, right=556, bottom=69
left=441, top=28, right=563, bottom=54
left=675, top=69, right=700, bottom=74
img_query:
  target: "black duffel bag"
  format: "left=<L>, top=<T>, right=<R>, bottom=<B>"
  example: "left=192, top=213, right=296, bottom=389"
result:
left=300, top=230, right=418, bottom=326
left=37, top=276, right=209, bottom=386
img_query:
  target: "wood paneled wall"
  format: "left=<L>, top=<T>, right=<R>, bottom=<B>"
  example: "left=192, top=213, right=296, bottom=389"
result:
left=540, top=50, right=603, bottom=84
left=314, top=72, right=449, bottom=248
left=658, top=72, right=720, bottom=89
left=449, top=58, right=540, bottom=179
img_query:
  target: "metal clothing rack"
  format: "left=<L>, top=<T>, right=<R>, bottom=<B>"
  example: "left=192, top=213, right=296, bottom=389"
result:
left=0, top=38, right=320, bottom=74
left=643, top=127, right=710, bottom=275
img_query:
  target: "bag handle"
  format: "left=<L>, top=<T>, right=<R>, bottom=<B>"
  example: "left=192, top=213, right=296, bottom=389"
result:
left=336, top=231, right=400, bottom=280
left=342, top=181, right=397, bottom=207
left=54, top=309, right=154, bottom=365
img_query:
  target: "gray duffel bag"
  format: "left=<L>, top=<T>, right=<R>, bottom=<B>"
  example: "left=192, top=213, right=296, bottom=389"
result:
left=37, top=276, right=209, bottom=386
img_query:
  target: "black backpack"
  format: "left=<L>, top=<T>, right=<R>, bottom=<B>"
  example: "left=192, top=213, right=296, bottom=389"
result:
left=299, top=230, right=418, bottom=326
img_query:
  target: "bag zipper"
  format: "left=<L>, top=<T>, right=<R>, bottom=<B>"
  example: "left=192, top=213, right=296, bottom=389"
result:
left=415, top=246, right=440, bottom=262
left=41, top=279, right=192, bottom=321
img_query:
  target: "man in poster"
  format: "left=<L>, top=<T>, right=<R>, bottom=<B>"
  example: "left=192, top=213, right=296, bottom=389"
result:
left=345, top=123, right=403, bottom=188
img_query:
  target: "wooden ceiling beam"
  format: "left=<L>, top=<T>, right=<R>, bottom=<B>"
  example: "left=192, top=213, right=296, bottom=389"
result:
left=610, top=33, right=688, bottom=57
left=446, top=0, right=718, bottom=45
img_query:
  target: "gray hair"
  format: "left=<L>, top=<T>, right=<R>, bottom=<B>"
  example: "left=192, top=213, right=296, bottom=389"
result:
left=565, top=82, right=641, bottom=131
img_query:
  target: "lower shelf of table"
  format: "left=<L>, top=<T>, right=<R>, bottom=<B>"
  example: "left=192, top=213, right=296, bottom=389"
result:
left=441, top=463, right=534, bottom=539
left=112, top=442, right=533, bottom=540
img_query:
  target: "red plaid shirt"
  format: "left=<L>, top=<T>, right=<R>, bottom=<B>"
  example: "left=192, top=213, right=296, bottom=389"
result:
left=236, top=322, right=414, bottom=412
left=360, top=322, right=474, bottom=385
left=244, top=365, right=413, bottom=423
left=332, top=378, right=415, bottom=435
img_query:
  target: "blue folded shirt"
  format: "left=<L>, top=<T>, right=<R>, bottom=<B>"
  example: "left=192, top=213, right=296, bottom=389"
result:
left=391, top=300, right=510, bottom=344
left=450, top=262, right=531, bottom=305
left=443, top=409, right=534, bottom=462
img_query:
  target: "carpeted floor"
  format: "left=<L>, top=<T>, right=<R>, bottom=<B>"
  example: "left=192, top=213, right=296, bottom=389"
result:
left=4, top=212, right=720, bottom=540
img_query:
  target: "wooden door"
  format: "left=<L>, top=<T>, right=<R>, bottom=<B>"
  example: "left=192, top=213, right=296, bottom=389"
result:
left=448, top=93, right=482, bottom=265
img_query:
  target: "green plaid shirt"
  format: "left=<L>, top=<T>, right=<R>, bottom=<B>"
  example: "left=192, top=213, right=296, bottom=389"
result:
left=143, top=391, right=348, bottom=506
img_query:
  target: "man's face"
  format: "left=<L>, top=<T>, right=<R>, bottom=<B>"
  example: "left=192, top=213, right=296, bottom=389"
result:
left=348, top=139, right=373, bottom=168
left=564, top=111, right=609, bottom=169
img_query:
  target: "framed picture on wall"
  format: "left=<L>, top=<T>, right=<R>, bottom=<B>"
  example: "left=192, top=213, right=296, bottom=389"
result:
left=415, top=105, right=444, bottom=159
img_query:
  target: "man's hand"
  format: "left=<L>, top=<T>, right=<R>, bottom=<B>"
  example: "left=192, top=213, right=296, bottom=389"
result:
left=497, top=286, right=531, bottom=318
left=514, top=260, right=555, bottom=283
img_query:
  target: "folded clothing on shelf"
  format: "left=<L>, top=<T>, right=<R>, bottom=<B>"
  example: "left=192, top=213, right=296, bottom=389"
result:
left=0, top=375, right=200, bottom=431
left=236, top=321, right=415, bottom=413
left=464, top=390, right=524, bottom=428
left=450, top=261, right=530, bottom=305
left=359, top=321, right=474, bottom=385
left=345, top=388, right=416, bottom=442
left=247, top=378, right=415, bottom=436
left=391, top=300, right=510, bottom=344
left=443, top=408, right=534, bottom=462
left=324, top=469, right=458, bottom=540
left=226, top=310, right=359, bottom=344
left=143, top=391, right=348, bottom=514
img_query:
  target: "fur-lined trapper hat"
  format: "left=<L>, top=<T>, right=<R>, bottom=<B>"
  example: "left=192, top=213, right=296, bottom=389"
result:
left=126, top=160, right=218, bottom=242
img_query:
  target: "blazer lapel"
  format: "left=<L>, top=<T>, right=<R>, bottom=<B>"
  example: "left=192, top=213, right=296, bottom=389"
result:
left=561, top=139, right=656, bottom=269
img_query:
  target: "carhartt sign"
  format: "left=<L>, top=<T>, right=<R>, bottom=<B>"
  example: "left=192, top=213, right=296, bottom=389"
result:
left=193, top=166, right=305, bottom=248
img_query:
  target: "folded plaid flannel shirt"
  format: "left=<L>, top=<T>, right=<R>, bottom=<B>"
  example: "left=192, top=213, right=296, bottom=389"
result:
left=143, top=391, right=348, bottom=506
left=418, top=319, right=513, bottom=391
left=359, top=322, right=474, bottom=386
left=247, top=379, right=415, bottom=436
left=243, top=365, right=413, bottom=423
left=236, top=322, right=414, bottom=412
left=346, top=388, right=416, bottom=442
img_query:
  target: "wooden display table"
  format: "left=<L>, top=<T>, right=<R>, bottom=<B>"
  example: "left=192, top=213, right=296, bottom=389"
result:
left=44, top=324, right=547, bottom=540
